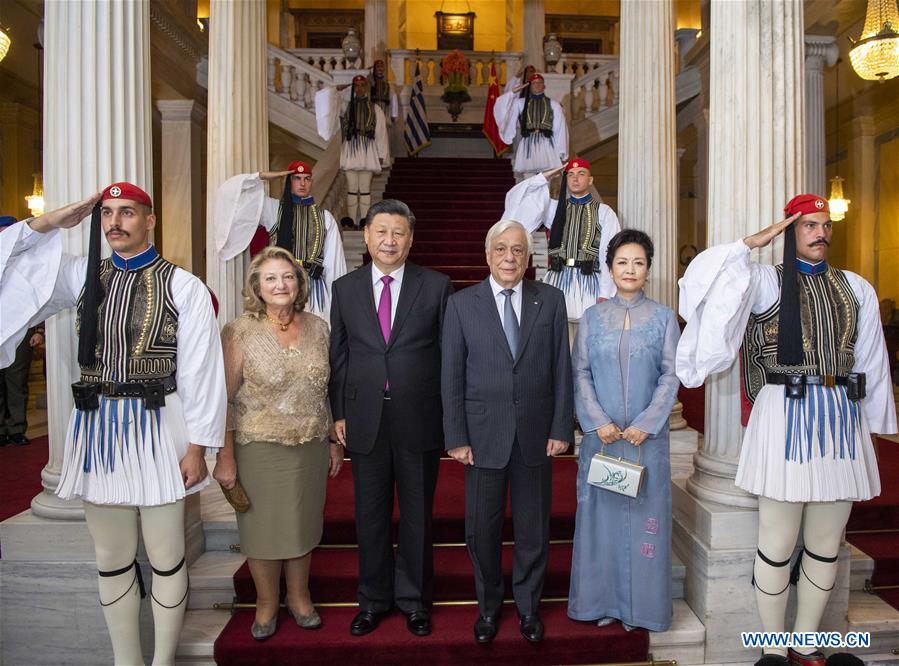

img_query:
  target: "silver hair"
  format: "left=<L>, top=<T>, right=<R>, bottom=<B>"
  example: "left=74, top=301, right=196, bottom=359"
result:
left=484, top=219, right=533, bottom=254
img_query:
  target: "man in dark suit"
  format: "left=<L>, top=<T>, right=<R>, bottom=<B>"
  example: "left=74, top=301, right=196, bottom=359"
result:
left=330, top=199, right=452, bottom=638
left=442, top=219, right=573, bottom=644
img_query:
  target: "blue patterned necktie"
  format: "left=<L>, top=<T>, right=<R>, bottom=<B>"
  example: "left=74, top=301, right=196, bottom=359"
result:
left=501, top=288, right=519, bottom=356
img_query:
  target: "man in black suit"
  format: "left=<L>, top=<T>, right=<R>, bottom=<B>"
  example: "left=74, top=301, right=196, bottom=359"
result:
left=330, top=199, right=452, bottom=637
left=442, top=219, right=573, bottom=644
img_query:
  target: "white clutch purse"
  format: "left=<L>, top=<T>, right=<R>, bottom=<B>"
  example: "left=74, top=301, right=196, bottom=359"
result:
left=587, top=442, right=645, bottom=498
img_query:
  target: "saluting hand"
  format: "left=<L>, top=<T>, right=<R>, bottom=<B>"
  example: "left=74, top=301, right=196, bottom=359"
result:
left=28, top=193, right=102, bottom=233
left=541, top=165, right=565, bottom=180
left=743, top=213, right=801, bottom=250
left=260, top=170, right=293, bottom=180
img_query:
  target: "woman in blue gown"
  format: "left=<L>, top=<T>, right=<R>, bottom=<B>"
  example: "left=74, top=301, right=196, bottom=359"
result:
left=568, top=229, right=681, bottom=632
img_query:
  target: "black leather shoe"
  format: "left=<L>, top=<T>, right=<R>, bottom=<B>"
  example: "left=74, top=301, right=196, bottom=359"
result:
left=474, top=615, right=498, bottom=643
left=8, top=434, right=29, bottom=446
left=519, top=614, right=544, bottom=643
left=755, top=655, right=789, bottom=666
left=350, top=609, right=387, bottom=636
left=0, top=434, right=9, bottom=447
left=406, top=610, right=431, bottom=636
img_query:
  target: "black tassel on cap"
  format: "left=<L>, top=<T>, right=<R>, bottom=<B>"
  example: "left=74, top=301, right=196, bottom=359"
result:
left=776, top=222, right=804, bottom=365
left=548, top=167, right=568, bottom=251
left=275, top=175, right=295, bottom=253
left=77, top=201, right=105, bottom=367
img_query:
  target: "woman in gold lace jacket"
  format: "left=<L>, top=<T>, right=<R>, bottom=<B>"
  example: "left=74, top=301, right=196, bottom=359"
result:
left=213, top=246, right=343, bottom=640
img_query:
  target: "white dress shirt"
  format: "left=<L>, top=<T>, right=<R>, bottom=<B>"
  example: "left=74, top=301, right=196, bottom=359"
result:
left=489, top=275, right=522, bottom=327
left=372, top=263, right=405, bottom=326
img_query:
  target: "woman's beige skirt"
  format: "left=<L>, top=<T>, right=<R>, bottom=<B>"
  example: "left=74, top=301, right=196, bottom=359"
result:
left=234, top=439, right=329, bottom=560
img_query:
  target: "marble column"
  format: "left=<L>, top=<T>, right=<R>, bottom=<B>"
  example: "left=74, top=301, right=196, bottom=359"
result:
left=523, top=0, right=545, bottom=71
left=157, top=100, right=205, bottom=274
left=672, top=4, right=834, bottom=663
left=804, top=36, right=838, bottom=194
left=617, top=0, right=678, bottom=309
left=205, top=0, right=270, bottom=326
left=849, top=116, right=876, bottom=284
left=364, top=0, right=387, bottom=67
left=34, top=0, right=154, bottom=520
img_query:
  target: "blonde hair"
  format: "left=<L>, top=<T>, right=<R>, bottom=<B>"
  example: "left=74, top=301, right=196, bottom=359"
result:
left=243, top=246, right=309, bottom=316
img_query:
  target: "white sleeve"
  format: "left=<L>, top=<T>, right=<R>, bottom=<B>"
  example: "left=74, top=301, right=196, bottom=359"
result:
left=503, top=173, right=554, bottom=234
left=315, top=86, right=342, bottom=141
left=172, top=270, right=227, bottom=448
left=675, top=240, right=778, bottom=388
left=597, top=205, right=620, bottom=299
left=0, top=222, right=87, bottom=367
left=494, top=92, right=521, bottom=145
left=213, top=172, right=279, bottom=261
left=322, top=210, right=347, bottom=290
left=503, top=75, right=522, bottom=94
left=390, top=88, right=399, bottom=120
left=846, top=273, right=898, bottom=435
left=552, top=100, right=569, bottom=161
left=374, top=105, right=389, bottom=162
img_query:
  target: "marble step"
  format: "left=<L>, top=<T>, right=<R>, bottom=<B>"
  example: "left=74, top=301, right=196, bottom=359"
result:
left=186, top=549, right=688, bottom=610
left=174, top=599, right=705, bottom=666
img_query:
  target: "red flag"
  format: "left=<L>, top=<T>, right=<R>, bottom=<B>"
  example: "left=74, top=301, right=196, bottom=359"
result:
left=483, top=63, right=508, bottom=156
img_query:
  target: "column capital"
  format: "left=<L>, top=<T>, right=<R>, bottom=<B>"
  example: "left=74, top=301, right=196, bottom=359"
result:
left=804, top=35, right=838, bottom=69
left=156, top=99, right=206, bottom=123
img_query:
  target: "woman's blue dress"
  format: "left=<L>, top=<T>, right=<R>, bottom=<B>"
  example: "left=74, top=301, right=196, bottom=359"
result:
left=567, top=291, right=681, bottom=631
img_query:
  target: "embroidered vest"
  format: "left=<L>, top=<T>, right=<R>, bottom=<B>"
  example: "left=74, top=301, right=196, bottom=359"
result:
left=76, top=255, right=179, bottom=383
left=741, top=265, right=859, bottom=403
left=270, top=203, right=326, bottom=268
left=549, top=199, right=603, bottom=262
left=520, top=95, right=554, bottom=138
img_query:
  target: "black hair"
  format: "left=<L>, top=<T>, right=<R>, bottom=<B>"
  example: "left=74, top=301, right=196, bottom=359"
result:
left=364, top=198, right=416, bottom=230
left=605, top=229, right=654, bottom=270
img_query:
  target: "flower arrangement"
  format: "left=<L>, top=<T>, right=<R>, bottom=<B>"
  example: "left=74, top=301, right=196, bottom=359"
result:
left=440, top=49, right=470, bottom=90
left=440, top=49, right=471, bottom=120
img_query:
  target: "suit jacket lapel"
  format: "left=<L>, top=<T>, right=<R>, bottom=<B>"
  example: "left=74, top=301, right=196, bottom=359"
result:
left=358, top=264, right=386, bottom=349
left=386, top=263, right=422, bottom=350
left=477, top=278, right=514, bottom=362
left=515, top=280, right=543, bottom=365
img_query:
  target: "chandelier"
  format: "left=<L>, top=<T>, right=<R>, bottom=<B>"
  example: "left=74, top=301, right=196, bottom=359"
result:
left=0, top=27, right=10, bottom=63
left=849, top=0, right=899, bottom=81
left=25, top=173, right=44, bottom=217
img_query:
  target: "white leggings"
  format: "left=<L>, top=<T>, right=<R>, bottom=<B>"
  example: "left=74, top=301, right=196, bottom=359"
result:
left=84, top=500, right=188, bottom=666
left=752, top=497, right=852, bottom=656
left=345, top=170, right=374, bottom=223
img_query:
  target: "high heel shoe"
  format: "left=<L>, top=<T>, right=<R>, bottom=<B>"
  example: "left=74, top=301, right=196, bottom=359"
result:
left=288, top=605, right=322, bottom=629
left=251, top=613, right=279, bottom=641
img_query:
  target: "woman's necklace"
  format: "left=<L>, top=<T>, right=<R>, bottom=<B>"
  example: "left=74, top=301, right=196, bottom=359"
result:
left=266, top=310, right=295, bottom=332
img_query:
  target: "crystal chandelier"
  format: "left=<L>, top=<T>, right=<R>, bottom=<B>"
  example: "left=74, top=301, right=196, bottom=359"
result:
left=0, top=27, right=10, bottom=63
left=828, top=61, right=850, bottom=221
left=849, top=0, right=899, bottom=81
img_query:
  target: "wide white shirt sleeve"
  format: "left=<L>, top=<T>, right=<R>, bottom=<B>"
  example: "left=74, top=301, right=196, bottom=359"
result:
left=374, top=105, right=389, bottom=163
left=502, top=172, right=554, bottom=234
left=390, top=88, right=399, bottom=121
left=0, top=222, right=87, bottom=367
left=171, top=269, right=227, bottom=448
left=494, top=91, right=523, bottom=146
left=315, top=86, right=343, bottom=141
left=844, top=272, right=898, bottom=435
left=597, top=204, right=620, bottom=299
left=213, top=172, right=282, bottom=261
left=676, top=240, right=778, bottom=388
left=322, top=209, right=347, bottom=289
left=550, top=99, right=569, bottom=161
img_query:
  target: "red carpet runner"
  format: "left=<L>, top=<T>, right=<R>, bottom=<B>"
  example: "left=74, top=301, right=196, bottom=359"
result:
left=213, top=459, right=649, bottom=665
left=381, top=157, right=534, bottom=291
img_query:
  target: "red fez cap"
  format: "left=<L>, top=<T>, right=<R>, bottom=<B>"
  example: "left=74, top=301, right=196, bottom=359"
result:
left=784, top=193, right=828, bottom=217
left=528, top=73, right=544, bottom=83
left=102, top=182, right=152, bottom=208
left=566, top=158, right=591, bottom=172
left=353, top=75, right=368, bottom=84
left=287, top=161, right=313, bottom=175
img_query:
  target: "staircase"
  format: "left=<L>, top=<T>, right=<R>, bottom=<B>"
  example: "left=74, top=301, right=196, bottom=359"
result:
left=381, top=157, right=533, bottom=292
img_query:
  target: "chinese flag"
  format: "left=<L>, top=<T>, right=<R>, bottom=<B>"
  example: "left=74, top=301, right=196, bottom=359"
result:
left=483, top=63, right=508, bottom=156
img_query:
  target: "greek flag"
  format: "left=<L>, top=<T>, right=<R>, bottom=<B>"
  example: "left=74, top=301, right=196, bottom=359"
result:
left=404, top=62, right=431, bottom=156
